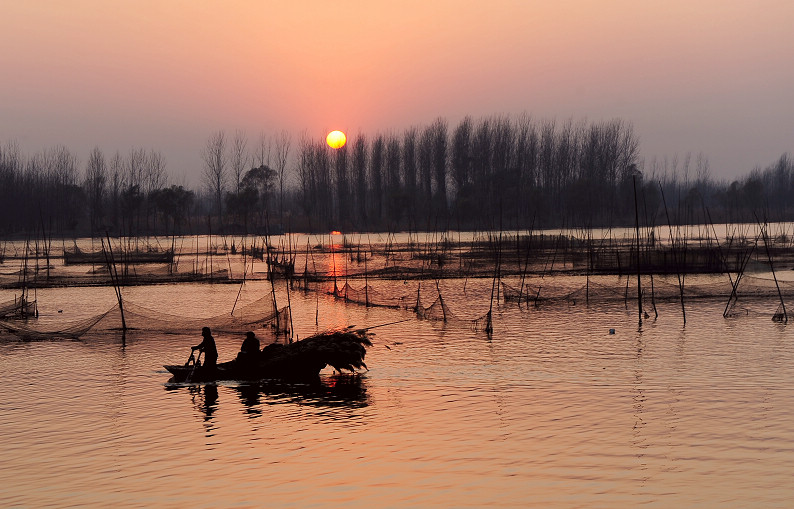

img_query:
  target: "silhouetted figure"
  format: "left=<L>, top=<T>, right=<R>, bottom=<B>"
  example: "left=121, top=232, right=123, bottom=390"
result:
left=192, top=327, right=218, bottom=369
left=236, top=331, right=260, bottom=364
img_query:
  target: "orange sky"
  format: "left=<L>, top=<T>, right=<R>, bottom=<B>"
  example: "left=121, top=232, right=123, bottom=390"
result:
left=2, top=1, right=793, bottom=184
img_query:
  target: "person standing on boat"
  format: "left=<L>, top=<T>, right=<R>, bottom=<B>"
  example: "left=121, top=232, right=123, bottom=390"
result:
left=236, top=331, right=260, bottom=364
left=192, top=327, right=218, bottom=369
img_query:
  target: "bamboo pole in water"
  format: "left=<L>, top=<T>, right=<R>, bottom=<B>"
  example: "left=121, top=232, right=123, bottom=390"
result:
left=758, top=218, right=787, bottom=323
left=102, top=233, right=126, bottom=331
left=723, top=233, right=758, bottom=318
left=633, top=175, right=643, bottom=323
left=660, top=183, right=686, bottom=325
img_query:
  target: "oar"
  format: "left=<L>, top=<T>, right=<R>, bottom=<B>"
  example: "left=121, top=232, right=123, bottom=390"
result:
left=185, top=350, right=203, bottom=383
left=184, top=350, right=195, bottom=367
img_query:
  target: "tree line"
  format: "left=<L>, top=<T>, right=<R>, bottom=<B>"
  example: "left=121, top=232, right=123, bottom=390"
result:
left=1, top=115, right=792, bottom=237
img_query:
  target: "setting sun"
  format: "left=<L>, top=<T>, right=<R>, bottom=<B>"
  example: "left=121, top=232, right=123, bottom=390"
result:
left=326, top=130, right=347, bottom=149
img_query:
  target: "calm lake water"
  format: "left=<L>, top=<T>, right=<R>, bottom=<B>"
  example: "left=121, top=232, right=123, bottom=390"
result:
left=2, top=275, right=793, bottom=508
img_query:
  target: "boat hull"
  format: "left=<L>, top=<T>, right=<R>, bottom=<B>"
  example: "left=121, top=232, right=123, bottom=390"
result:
left=164, top=329, right=371, bottom=383
left=164, top=358, right=324, bottom=383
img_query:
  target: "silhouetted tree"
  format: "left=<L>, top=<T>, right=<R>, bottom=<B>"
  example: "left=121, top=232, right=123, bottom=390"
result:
left=230, top=130, right=248, bottom=194
left=370, top=135, right=385, bottom=222
left=334, top=144, right=349, bottom=227
left=84, top=147, right=107, bottom=234
left=352, top=134, right=368, bottom=226
left=202, top=131, right=227, bottom=227
left=273, top=130, right=291, bottom=225
left=402, top=127, right=418, bottom=228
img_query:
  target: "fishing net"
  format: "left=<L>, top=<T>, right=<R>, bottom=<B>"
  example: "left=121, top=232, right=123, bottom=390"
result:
left=772, top=303, right=788, bottom=322
left=502, top=279, right=596, bottom=306
left=0, top=292, right=290, bottom=341
left=723, top=297, right=775, bottom=319
left=502, top=273, right=794, bottom=305
left=504, top=271, right=794, bottom=321
left=0, top=308, right=116, bottom=341
left=471, top=310, right=493, bottom=332
left=416, top=293, right=455, bottom=321
left=722, top=274, right=794, bottom=320
left=502, top=280, right=550, bottom=305
left=94, top=293, right=290, bottom=335
left=0, top=296, right=37, bottom=319
left=291, top=270, right=324, bottom=292
left=414, top=290, right=493, bottom=331
left=331, top=281, right=408, bottom=309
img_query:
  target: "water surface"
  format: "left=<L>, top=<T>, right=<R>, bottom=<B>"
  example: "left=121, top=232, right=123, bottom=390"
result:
left=1, top=279, right=792, bottom=508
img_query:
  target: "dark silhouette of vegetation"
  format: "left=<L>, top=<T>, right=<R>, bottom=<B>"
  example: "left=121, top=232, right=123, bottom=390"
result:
left=0, top=117, right=792, bottom=237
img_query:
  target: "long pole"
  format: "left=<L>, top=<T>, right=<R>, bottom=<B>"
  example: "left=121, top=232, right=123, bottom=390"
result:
left=103, top=233, right=126, bottom=331
left=660, top=183, right=686, bottom=324
left=758, top=219, right=787, bottom=322
left=633, top=176, right=643, bottom=323
left=723, top=235, right=757, bottom=317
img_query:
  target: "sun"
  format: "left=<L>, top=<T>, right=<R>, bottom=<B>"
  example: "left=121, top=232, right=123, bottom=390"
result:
left=326, top=130, right=347, bottom=149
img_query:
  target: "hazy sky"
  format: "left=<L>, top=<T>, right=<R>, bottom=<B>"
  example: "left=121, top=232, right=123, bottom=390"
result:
left=2, top=1, right=792, bottom=185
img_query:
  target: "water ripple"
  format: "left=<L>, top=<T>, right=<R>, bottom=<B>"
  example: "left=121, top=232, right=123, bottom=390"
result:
left=1, top=286, right=793, bottom=507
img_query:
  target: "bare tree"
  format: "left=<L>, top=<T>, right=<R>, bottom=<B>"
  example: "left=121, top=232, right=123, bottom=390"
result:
left=297, top=133, right=315, bottom=221
left=296, top=134, right=331, bottom=228
left=114, top=148, right=146, bottom=234
left=402, top=128, right=418, bottom=227
left=539, top=119, right=556, bottom=193
left=202, top=131, right=228, bottom=225
left=84, top=147, right=107, bottom=234
left=334, top=143, right=349, bottom=227
left=142, top=150, right=167, bottom=230
left=109, top=151, right=123, bottom=230
left=126, top=147, right=146, bottom=191
left=144, top=150, right=167, bottom=195
left=230, top=130, right=248, bottom=194
left=451, top=117, right=472, bottom=196
left=352, top=134, right=368, bottom=223
left=255, top=132, right=271, bottom=167
left=370, top=135, right=385, bottom=222
left=273, top=130, right=291, bottom=224
left=385, top=135, right=403, bottom=222
left=0, top=141, right=23, bottom=231
left=49, top=146, right=81, bottom=232
left=417, top=127, right=433, bottom=220
left=430, top=118, right=448, bottom=217
left=514, top=114, right=538, bottom=199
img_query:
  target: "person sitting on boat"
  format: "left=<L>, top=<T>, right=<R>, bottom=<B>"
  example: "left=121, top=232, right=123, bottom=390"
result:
left=192, top=327, right=218, bottom=369
left=236, top=331, right=260, bottom=365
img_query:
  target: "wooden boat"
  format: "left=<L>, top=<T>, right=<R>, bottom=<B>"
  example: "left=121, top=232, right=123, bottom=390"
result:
left=164, top=328, right=372, bottom=382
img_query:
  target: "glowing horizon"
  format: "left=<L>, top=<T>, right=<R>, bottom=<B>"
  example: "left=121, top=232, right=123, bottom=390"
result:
left=1, top=1, right=792, bottom=183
